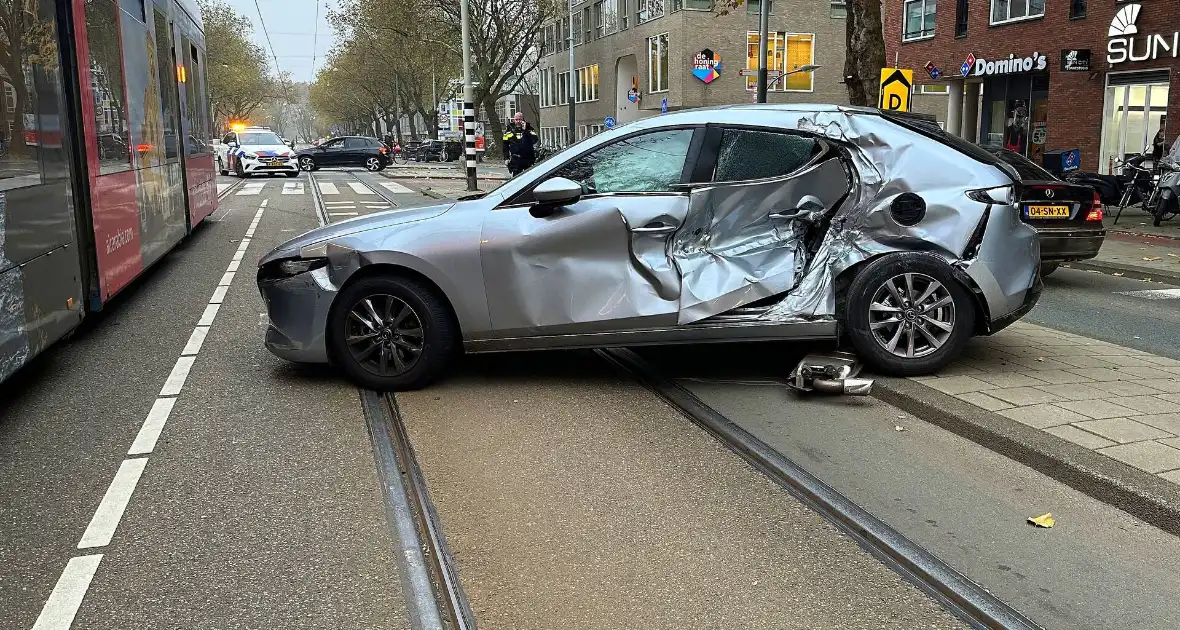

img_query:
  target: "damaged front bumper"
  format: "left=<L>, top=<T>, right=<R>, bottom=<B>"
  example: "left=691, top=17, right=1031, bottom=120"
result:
left=257, top=265, right=337, bottom=363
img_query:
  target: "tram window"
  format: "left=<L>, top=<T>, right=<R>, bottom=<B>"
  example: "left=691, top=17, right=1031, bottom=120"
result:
left=197, top=51, right=212, bottom=145
left=119, top=0, right=146, bottom=22
left=86, top=0, right=132, bottom=174
left=0, top=0, right=67, bottom=191
left=153, top=9, right=180, bottom=161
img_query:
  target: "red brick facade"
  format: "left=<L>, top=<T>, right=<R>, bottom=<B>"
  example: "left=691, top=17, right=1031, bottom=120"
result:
left=885, top=0, right=1180, bottom=171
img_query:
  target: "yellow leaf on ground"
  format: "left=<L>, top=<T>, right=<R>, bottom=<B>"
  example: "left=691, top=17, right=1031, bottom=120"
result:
left=1028, top=513, right=1056, bottom=528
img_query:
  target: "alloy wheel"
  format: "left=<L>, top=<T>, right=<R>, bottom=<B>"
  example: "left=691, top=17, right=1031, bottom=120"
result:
left=345, top=294, right=424, bottom=377
left=366, top=157, right=381, bottom=171
left=867, top=272, right=956, bottom=359
left=300, top=156, right=315, bottom=171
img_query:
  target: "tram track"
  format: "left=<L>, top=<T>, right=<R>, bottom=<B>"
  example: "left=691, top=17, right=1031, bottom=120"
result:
left=307, top=168, right=401, bottom=228
left=597, top=347, right=1041, bottom=630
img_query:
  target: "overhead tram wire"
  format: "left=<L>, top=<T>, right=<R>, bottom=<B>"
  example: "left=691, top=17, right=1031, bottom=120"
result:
left=254, top=0, right=292, bottom=100
left=311, top=0, right=320, bottom=75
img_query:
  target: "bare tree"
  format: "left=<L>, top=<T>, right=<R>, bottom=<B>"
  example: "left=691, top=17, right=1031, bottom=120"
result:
left=845, top=0, right=885, bottom=107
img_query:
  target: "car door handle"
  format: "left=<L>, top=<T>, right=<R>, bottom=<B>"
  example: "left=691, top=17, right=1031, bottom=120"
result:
left=632, top=223, right=677, bottom=234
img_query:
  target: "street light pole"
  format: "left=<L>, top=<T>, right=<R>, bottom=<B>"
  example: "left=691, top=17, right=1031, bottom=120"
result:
left=460, top=0, right=478, bottom=191
left=756, top=0, right=770, bottom=103
left=568, top=0, right=576, bottom=146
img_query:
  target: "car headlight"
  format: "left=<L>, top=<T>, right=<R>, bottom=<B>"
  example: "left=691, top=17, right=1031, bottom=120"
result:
left=244, top=152, right=258, bottom=159
left=278, top=258, right=328, bottom=276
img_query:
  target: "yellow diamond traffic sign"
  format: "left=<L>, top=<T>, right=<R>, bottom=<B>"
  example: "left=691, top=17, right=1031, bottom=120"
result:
left=879, top=68, right=913, bottom=112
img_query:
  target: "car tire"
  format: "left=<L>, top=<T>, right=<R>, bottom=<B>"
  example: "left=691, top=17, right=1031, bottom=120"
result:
left=1040, top=262, right=1059, bottom=277
left=327, top=275, right=458, bottom=391
left=843, top=253, right=976, bottom=377
left=234, top=160, right=249, bottom=178
left=218, top=158, right=228, bottom=176
left=299, top=156, right=316, bottom=171
left=365, top=157, right=381, bottom=172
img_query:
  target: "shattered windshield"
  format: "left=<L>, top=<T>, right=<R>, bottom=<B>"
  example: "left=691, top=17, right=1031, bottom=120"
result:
left=554, top=129, right=693, bottom=194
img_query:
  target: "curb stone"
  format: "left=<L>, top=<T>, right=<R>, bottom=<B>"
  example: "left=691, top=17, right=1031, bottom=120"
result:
left=871, top=376, right=1180, bottom=537
left=420, top=188, right=446, bottom=200
left=1067, top=258, right=1180, bottom=283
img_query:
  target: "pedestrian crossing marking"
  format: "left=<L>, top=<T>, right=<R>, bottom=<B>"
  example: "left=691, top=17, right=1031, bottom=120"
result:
left=347, top=182, right=376, bottom=195
left=236, top=182, right=265, bottom=196
left=329, top=212, right=359, bottom=217
left=324, top=200, right=354, bottom=204
left=1116, top=288, right=1180, bottom=300
left=381, top=182, right=415, bottom=194
left=318, top=182, right=339, bottom=195
left=282, top=182, right=304, bottom=195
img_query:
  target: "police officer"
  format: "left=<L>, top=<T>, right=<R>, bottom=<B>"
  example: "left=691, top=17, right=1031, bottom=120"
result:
left=503, top=113, right=537, bottom=177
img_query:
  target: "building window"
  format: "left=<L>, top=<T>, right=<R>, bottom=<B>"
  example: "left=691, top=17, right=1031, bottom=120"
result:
left=4, top=85, right=14, bottom=114
left=1069, top=0, right=1085, bottom=19
left=576, top=64, right=600, bottom=102
left=747, top=0, right=771, bottom=13
left=637, top=0, right=664, bottom=23
left=558, top=71, right=570, bottom=105
left=955, top=0, right=967, bottom=37
left=604, top=0, right=618, bottom=34
left=593, top=1, right=604, bottom=37
left=584, top=6, right=592, bottom=41
left=620, top=0, right=629, bottom=28
left=545, top=24, right=555, bottom=54
left=918, top=84, right=949, bottom=93
left=990, top=0, right=1044, bottom=25
left=745, top=32, right=814, bottom=92
left=648, top=33, right=670, bottom=93
left=830, top=0, right=847, bottom=18
left=573, top=11, right=582, bottom=45
left=903, top=0, right=936, bottom=40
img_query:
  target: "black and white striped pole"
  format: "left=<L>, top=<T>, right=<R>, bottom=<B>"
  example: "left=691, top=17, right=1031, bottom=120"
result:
left=459, top=0, right=478, bottom=191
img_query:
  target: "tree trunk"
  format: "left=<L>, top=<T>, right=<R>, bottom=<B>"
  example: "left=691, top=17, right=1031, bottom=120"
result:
left=482, top=98, right=505, bottom=161
left=845, top=0, right=886, bottom=107
left=407, top=113, right=419, bottom=141
left=0, top=80, right=10, bottom=148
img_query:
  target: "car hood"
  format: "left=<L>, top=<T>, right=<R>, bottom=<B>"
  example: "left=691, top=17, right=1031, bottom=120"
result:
left=241, top=144, right=293, bottom=156
left=259, top=202, right=456, bottom=266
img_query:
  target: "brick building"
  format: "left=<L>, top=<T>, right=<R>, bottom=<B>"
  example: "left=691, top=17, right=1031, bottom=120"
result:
left=535, top=0, right=849, bottom=147
left=886, top=0, right=1179, bottom=173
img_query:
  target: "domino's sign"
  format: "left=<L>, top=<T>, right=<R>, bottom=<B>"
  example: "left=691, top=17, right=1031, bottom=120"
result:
left=970, top=52, right=1047, bottom=76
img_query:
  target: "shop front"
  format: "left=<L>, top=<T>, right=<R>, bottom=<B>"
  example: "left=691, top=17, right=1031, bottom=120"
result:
left=971, top=51, right=1052, bottom=165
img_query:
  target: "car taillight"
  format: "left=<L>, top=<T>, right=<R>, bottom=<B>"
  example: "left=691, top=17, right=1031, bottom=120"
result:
left=379, top=146, right=387, bottom=154
left=1085, top=190, right=1103, bottom=222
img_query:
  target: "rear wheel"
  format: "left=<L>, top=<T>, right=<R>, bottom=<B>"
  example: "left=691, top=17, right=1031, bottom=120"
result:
left=327, top=275, right=458, bottom=390
left=365, top=156, right=381, bottom=172
left=844, top=254, right=976, bottom=377
left=218, top=158, right=228, bottom=176
left=299, top=156, right=316, bottom=171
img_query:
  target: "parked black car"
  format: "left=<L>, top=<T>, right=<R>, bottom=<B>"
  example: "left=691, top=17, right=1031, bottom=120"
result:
left=984, top=147, right=1106, bottom=276
left=414, top=139, right=462, bottom=162
left=296, top=136, right=389, bottom=171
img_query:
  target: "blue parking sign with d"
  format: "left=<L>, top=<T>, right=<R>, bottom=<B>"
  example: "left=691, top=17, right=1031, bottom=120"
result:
left=604, top=116, right=616, bottom=129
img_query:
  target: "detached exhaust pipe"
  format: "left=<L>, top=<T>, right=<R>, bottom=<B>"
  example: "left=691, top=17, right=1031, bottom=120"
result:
left=788, top=352, right=874, bottom=396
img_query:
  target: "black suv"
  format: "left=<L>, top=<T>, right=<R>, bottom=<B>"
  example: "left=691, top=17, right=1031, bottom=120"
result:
left=296, top=136, right=390, bottom=171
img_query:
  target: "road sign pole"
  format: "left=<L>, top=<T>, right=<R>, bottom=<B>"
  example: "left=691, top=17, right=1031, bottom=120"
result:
left=568, top=1, right=576, bottom=146
left=756, top=0, right=770, bottom=103
left=460, top=0, right=478, bottom=191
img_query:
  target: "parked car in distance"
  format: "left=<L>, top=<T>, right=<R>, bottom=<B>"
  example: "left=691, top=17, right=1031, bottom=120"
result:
left=296, top=136, right=390, bottom=172
left=984, top=147, right=1106, bottom=277
left=259, top=104, right=1043, bottom=391
left=414, top=139, right=462, bottom=162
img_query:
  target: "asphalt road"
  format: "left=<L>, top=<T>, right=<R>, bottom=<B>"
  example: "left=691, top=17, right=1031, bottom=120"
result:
left=1026, top=266, right=1180, bottom=359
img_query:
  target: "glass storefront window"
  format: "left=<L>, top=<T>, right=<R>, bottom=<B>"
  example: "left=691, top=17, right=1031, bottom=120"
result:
left=1100, top=79, right=1169, bottom=173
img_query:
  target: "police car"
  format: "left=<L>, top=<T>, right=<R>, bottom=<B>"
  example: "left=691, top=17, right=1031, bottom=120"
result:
left=217, top=126, right=299, bottom=178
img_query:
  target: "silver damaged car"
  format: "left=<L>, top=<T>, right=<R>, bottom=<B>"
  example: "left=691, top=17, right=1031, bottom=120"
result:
left=258, top=105, right=1041, bottom=390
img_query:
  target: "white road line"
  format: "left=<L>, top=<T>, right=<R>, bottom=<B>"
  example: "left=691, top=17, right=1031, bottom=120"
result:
left=227, top=260, right=241, bottom=272
left=236, top=182, right=265, bottom=196
left=318, top=182, right=339, bottom=195
left=127, top=398, right=176, bottom=456
left=31, top=555, right=104, bottom=630
left=180, top=326, right=209, bottom=356
left=159, top=356, right=196, bottom=396
left=232, top=251, right=245, bottom=262
left=348, top=182, right=376, bottom=195
left=245, top=229, right=255, bottom=237
left=260, top=199, right=269, bottom=207
left=330, top=212, right=360, bottom=216
left=219, top=271, right=235, bottom=286
left=197, top=303, right=220, bottom=326
left=381, top=181, right=415, bottom=194
left=324, top=200, right=355, bottom=205
left=1117, top=288, right=1180, bottom=300
left=78, top=458, right=150, bottom=549
left=282, top=181, right=305, bottom=195
left=210, top=285, right=229, bottom=304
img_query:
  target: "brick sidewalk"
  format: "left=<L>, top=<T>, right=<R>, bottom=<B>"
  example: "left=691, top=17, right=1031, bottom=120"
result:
left=914, top=322, right=1180, bottom=484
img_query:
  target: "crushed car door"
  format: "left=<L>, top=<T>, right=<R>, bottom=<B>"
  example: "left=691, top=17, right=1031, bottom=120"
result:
left=481, top=128, right=699, bottom=336
left=672, top=127, right=852, bottom=325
